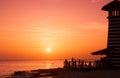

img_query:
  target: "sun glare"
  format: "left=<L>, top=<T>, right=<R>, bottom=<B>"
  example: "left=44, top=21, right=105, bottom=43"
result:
left=46, top=48, right=51, bottom=53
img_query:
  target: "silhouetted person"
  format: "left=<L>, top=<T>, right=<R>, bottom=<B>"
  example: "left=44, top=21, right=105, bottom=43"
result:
left=68, top=61, right=70, bottom=68
left=78, top=59, right=81, bottom=65
left=78, top=59, right=81, bottom=70
left=88, top=62, right=92, bottom=68
left=71, top=58, right=74, bottom=63
left=74, top=59, right=77, bottom=68
left=84, top=61, right=88, bottom=68
left=71, top=58, right=74, bottom=68
left=80, top=60, right=84, bottom=69
left=64, top=59, right=69, bottom=69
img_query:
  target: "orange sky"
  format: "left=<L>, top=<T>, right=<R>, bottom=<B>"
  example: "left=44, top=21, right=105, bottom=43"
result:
left=0, top=0, right=112, bottom=60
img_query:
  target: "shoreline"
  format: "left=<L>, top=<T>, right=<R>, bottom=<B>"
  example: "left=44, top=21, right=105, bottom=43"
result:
left=7, top=68, right=65, bottom=78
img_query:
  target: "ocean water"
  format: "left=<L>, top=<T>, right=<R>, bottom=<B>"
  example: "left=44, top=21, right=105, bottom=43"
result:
left=0, top=60, right=64, bottom=78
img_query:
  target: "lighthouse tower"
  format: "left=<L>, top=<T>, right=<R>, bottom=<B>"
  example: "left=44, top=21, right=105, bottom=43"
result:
left=102, top=0, right=120, bottom=68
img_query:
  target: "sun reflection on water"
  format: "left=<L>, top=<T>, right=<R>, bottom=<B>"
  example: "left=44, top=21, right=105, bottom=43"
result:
left=46, top=61, right=52, bottom=69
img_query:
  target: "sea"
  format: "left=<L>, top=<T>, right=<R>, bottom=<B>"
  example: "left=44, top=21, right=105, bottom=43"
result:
left=0, top=60, right=64, bottom=78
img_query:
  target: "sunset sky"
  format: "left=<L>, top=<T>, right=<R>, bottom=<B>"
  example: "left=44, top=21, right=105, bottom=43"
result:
left=0, top=0, right=112, bottom=60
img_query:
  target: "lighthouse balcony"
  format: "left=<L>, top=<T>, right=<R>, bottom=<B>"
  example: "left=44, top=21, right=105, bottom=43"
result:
left=108, top=16, right=120, bottom=19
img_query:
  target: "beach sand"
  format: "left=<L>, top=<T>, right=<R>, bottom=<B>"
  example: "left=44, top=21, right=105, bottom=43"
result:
left=8, top=68, right=120, bottom=78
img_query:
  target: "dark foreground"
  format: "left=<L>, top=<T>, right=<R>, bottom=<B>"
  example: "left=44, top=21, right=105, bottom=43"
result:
left=7, top=68, right=120, bottom=78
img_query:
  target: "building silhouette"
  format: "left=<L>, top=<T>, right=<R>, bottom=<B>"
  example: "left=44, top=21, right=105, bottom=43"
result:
left=92, top=0, right=120, bottom=68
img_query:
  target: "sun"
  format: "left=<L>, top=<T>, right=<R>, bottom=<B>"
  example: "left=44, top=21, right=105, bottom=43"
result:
left=46, top=48, right=51, bottom=53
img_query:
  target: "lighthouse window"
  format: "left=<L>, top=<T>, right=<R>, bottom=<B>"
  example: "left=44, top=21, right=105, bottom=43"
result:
left=112, top=10, right=119, bottom=16
left=117, top=10, right=120, bottom=16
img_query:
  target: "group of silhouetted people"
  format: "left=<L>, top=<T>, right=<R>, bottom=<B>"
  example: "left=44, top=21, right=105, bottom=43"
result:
left=64, top=58, right=93, bottom=71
